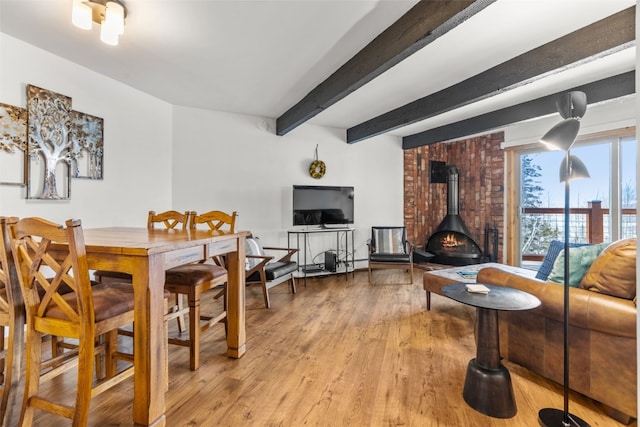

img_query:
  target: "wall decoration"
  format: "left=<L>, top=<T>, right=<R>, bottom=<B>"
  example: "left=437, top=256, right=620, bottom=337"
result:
left=0, top=103, right=28, bottom=186
left=309, top=144, right=326, bottom=179
left=70, top=111, right=104, bottom=179
left=26, top=84, right=73, bottom=199
left=0, top=84, right=105, bottom=197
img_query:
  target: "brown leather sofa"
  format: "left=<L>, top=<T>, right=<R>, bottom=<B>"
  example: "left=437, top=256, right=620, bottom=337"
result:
left=477, top=240, right=637, bottom=423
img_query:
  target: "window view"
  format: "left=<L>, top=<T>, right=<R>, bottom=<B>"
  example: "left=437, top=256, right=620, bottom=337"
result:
left=519, top=132, right=636, bottom=265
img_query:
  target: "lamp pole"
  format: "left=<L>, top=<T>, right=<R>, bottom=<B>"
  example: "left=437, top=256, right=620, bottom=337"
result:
left=538, top=92, right=590, bottom=427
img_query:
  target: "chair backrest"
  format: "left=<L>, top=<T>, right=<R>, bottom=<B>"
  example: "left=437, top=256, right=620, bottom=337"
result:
left=0, top=217, right=21, bottom=324
left=147, top=210, right=191, bottom=230
left=191, top=211, right=237, bottom=233
left=371, top=226, right=408, bottom=255
left=0, top=217, right=24, bottom=427
left=9, top=217, right=94, bottom=330
left=245, top=236, right=266, bottom=271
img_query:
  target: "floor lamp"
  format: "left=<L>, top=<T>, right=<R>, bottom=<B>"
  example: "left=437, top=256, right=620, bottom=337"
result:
left=538, top=91, right=590, bottom=427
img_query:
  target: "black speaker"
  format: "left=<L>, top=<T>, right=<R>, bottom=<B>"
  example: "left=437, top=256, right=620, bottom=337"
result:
left=324, top=250, right=337, bottom=272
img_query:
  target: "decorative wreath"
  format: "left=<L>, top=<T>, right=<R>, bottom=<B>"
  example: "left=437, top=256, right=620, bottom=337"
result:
left=309, top=145, right=326, bottom=179
left=309, top=160, right=326, bottom=179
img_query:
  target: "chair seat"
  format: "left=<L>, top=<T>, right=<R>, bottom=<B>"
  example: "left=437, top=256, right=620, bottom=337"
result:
left=45, top=283, right=135, bottom=322
left=165, top=263, right=227, bottom=286
left=370, top=253, right=411, bottom=263
left=248, top=261, right=297, bottom=282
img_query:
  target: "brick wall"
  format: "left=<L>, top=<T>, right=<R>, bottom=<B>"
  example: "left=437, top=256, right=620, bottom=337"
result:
left=404, top=132, right=505, bottom=262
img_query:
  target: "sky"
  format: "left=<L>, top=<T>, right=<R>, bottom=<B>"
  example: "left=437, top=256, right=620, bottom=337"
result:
left=527, top=138, right=636, bottom=208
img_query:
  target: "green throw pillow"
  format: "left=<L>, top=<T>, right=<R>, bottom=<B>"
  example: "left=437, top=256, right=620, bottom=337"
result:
left=548, top=243, right=609, bottom=287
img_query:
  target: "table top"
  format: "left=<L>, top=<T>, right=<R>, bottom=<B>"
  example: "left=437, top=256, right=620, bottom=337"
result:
left=442, top=283, right=541, bottom=311
left=80, top=227, right=249, bottom=255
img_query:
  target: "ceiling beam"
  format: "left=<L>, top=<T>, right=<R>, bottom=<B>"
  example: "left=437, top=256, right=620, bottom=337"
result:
left=401, top=71, right=635, bottom=149
left=275, top=0, right=497, bottom=136
left=348, top=6, right=635, bottom=144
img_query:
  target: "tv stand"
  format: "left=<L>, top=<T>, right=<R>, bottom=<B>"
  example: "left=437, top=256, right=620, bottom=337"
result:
left=288, top=227, right=355, bottom=284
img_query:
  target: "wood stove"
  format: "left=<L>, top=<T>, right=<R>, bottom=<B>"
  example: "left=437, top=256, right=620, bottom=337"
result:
left=426, top=165, right=484, bottom=266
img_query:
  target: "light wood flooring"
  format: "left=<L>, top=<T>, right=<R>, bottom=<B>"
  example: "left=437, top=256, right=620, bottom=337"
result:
left=34, top=269, right=634, bottom=426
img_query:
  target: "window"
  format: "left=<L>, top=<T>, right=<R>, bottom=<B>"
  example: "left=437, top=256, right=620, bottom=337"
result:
left=517, top=130, right=636, bottom=266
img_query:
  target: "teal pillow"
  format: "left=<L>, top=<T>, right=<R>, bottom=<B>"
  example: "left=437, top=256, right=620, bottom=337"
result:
left=548, top=243, right=609, bottom=287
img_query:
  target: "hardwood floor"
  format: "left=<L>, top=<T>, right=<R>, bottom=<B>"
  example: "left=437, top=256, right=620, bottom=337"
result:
left=35, top=270, right=634, bottom=426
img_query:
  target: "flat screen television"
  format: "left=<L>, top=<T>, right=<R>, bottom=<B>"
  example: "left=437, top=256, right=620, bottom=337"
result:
left=293, top=185, right=354, bottom=226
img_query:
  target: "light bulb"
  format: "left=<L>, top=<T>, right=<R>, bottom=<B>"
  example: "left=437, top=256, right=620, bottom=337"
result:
left=100, top=21, right=119, bottom=46
left=71, top=0, right=92, bottom=30
left=105, top=1, right=125, bottom=35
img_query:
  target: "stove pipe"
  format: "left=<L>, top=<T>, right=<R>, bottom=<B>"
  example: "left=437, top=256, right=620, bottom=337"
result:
left=434, top=165, right=472, bottom=236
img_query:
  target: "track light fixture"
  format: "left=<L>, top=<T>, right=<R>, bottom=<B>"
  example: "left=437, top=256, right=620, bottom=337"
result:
left=72, top=0, right=127, bottom=46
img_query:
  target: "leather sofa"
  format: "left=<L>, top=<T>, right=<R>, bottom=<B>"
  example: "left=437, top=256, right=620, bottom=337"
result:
left=477, top=238, right=637, bottom=423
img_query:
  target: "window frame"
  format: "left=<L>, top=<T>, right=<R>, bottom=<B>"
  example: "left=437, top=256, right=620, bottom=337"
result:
left=505, top=127, right=636, bottom=266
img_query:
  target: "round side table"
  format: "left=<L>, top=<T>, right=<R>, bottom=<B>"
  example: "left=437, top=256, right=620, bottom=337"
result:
left=442, top=283, right=541, bottom=418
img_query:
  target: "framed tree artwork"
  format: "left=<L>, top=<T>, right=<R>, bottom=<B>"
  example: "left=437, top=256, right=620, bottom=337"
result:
left=1, top=84, right=104, bottom=198
left=26, top=84, right=73, bottom=200
left=71, top=111, right=104, bottom=179
left=0, top=103, right=28, bottom=186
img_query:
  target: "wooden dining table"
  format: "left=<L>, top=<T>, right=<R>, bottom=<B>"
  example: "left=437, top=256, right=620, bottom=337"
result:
left=78, top=227, right=248, bottom=426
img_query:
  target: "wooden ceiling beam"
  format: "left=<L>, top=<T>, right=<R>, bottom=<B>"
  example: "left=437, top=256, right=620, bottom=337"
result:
left=348, top=6, right=635, bottom=144
left=275, top=0, right=497, bottom=136
left=401, top=71, right=635, bottom=149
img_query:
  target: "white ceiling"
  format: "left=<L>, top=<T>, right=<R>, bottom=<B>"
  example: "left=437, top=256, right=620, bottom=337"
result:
left=0, top=0, right=635, bottom=139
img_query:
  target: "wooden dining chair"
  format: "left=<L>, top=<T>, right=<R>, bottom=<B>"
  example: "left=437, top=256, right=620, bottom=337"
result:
left=8, top=217, right=136, bottom=426
left=95, top=209, right=233, bottom=371
left=0, top=217, right=25, bottom=426
left=163, top=210, right=236, bottom=370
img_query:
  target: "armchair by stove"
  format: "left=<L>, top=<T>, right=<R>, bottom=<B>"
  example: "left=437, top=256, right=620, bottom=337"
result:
left=367, top=226, right=414, bottom=284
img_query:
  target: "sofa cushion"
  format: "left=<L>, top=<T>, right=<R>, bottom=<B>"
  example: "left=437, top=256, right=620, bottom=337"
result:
left=547, top=243, right=608, bottom=287
left=246, top=261, right=297, bottom=282
left=535, top=240, right=591, bottom=281
left=580, top=238, right=636, bottom=300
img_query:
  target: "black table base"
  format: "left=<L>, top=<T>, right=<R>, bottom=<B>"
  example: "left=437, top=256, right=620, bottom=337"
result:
left=463, top=358, right=516, bottom=418
left=442, top=283, right=541, bottom=419
left=462, top=307, right=517, bottom=418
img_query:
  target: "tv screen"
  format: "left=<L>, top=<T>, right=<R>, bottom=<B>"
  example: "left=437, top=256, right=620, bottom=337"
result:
left=293, top=185, right=354, bottom=226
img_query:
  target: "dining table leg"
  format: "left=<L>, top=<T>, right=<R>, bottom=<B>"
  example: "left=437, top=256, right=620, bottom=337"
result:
left=224, top=236, right=246, bottom=358
left=132, top=255, right=167, bottom=427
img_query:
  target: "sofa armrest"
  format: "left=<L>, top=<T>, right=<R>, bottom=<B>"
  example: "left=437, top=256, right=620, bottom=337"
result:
left=477, top=267, right=636, bottom=339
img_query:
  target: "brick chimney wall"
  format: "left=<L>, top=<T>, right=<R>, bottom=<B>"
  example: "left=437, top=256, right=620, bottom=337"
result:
left=404, top=132, right=505, bottom=263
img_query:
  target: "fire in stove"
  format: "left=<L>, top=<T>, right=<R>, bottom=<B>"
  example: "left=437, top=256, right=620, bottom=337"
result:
left=441, top=233, right=462, bottom=251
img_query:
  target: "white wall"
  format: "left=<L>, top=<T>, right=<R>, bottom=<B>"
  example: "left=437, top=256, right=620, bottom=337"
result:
left=0, top=34, right=173, bottom=227
left=0, top=33, right=405, bottom=263
left=171, top=106, right=404, bottom=264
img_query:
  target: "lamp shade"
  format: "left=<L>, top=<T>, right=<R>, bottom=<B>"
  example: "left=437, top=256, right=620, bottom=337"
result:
left=72, top=0, right=92, bottom=30
left=540, top=118, right=580, bottom=152
left=556, top=91, right=587, bottom=120
left=105, top=1, right=125, bottom=35
left=559, top=154, right=590, bottom=183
